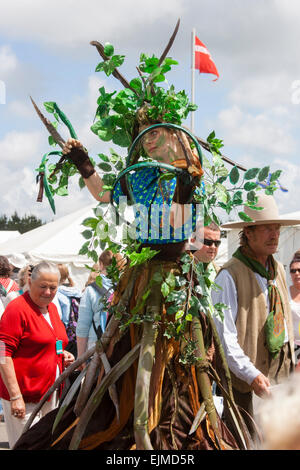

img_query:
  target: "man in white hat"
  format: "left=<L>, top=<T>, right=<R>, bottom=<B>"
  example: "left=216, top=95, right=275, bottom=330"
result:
left=211, top=193, right=300, bottom=437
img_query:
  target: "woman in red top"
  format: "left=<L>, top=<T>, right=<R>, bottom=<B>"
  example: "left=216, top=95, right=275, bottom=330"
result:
left=0, top=261, right=74, bottom=448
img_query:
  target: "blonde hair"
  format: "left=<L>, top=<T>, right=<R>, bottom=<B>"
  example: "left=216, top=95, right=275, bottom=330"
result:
left=85, top=263, right=100, bottom=288
left=57, top=264, right=74, bottom=286
left=99, top=250, right=126, bottom=271
left=18, top=265, right=32, bottom=289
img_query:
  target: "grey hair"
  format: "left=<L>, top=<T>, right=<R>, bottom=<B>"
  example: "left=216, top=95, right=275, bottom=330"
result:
left=31, top=261, right=61, bottom=282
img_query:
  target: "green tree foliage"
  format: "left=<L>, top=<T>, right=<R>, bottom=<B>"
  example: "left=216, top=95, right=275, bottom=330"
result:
left=0, top=212, right=44, bottom=234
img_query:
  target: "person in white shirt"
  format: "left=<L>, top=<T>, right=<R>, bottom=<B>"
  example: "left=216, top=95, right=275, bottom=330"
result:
left=212, top=194, right=300, bottom=437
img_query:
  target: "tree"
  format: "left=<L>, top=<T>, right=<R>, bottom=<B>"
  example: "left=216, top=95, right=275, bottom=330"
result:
left=0, top=211, right=44, bottom=234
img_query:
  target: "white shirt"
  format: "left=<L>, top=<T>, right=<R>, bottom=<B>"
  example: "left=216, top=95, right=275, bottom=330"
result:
left=288, top=288, right=300, bottom=346
left=212, top=269, right=288, bottom=386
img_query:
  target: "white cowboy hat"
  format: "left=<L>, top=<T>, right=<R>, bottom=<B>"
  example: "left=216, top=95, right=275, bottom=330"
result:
left=8, top=253, right=27, bottom=269
left=222, top=193, right=300, bottom=229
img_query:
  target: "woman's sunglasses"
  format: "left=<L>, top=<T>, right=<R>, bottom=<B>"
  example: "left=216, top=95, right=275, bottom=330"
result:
left=290, top=268, right=300, bottom=274
left=203, top=238, right=221, bottom=248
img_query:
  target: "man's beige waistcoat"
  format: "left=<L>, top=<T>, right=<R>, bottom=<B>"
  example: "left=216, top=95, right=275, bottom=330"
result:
left=219, top=257, right=294, bottom=393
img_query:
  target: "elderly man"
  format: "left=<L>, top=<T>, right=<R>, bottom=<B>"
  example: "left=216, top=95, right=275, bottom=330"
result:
left=212, top=194, right=300, bottom=437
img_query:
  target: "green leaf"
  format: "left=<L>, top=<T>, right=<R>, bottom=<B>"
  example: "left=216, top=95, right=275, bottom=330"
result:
left=257, top=166, right=270, bottom=182
left=244, top=168, right=260, bottom=180
left=238, top=211, right=253, bottom=222
left=229, top=166, right=239, bottom=185
left=95, top=275, right=103, bottom=288
left=244, top=181, right=257, bottom=191
left=112, top=130, right=131, bottom=147
left=48, top=136, right=57, bottom=147
left=129, top=78, right=143, bottom=94
left=82, top=217, right=98, bottom=229
left=247, top=190, right=257, bottom=203
left=98, top=162, right=112, bottom=172
left=270, top=170, right=282, bottom=182
left=161, top=282, right=170, bottom=298
left=89, top=250, right=99, bottom=263
left=215, top=183, right=228, bottom=204
left=79, top=241, right=89, bottom=255
left=98, top=129, right=113, bottom=141
left=165, top=271, right=176, bottom=289
left=232, top=190, right=243, bottom=205
left=175, top=310, right=185, bottom=320
left=44, top=101, right=55, bottom=113
left=81, top=230, right=93, bottom=239
left=104, top=43, right=114, bottom=57
left=56, top=185, right=68, bottom=196
left=159, top=172, right=175, bottom=182
left=98, top=153, right=110, bottom=162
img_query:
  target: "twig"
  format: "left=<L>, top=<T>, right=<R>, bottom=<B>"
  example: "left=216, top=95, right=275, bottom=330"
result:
left=90, top=41, right=138, bottom=95
left=158, top=19, right=180, bottom=66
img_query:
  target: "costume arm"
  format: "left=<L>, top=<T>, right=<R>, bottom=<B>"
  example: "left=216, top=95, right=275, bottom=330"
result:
left=62, top=138, right=111, bottom=203
left=212, top=269, right=261, bottom=385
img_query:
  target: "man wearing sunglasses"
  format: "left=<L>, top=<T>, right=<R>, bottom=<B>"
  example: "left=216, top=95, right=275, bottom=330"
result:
left=211, top=193, right=300, bottom=439
left=193, top=222, right=221, bottom=282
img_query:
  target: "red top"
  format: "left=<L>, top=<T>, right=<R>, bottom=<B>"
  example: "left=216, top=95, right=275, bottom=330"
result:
left=0, top=291, right=68, bottom=402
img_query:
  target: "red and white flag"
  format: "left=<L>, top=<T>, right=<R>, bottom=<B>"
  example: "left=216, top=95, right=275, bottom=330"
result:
left=194, top=36, right=219, bottom=80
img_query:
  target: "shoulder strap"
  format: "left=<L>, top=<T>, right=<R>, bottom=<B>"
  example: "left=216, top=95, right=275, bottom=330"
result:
left=89, top=281, right=110, bottom=297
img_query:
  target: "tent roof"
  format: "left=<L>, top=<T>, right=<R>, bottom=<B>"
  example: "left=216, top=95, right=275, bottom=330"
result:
left=0, top=231, right=20, bottom=243
left=0, top=204, right=97, bottom=266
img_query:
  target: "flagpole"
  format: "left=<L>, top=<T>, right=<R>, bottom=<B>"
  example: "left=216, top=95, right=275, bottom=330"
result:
left=191, top=28, right=196, bottom=133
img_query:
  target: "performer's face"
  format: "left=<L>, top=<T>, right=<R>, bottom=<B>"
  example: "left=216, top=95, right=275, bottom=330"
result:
left=139, top=126, right=182, bottom=164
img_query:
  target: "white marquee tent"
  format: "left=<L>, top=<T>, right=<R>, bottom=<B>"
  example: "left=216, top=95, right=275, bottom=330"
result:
left=0, top=204, right=98, bottom=289
left=0, top=231, right=20, bottom=244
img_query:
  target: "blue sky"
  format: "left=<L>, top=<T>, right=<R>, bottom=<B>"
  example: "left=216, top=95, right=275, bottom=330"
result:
left=1, top=0, right=300, bottom=223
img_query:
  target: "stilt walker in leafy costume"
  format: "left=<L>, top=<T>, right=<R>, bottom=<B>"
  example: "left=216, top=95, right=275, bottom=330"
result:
left=14, top=21, right=280, bottom=451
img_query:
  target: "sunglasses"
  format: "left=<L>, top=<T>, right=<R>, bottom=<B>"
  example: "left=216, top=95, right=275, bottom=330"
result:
left=290, top=268, right=300, bottom=274
left=203, top=238, right=221, bottom=248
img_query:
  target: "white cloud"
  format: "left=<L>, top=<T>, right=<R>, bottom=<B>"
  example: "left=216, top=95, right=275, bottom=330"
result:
left=0, top=130, right=43, bottom=166
left=0, top=45, right=17, bottom=76
left=0, top=0, right=184, bottom=50
left=229, top=74, right=293, bottom=109
left=7, top=100, right=35, bottom=118
left=217, top=105, right=295, bottom=155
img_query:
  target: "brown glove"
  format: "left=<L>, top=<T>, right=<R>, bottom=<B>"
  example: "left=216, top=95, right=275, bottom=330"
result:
left=67, top=146, right=95, bottom=179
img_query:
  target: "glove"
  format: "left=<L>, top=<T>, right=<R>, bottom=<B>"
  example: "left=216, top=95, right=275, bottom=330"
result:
left=66, top=146, right=95, bottom=179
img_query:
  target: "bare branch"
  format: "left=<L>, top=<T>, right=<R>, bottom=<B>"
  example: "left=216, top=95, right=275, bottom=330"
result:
left=90, top=41, right=138, bottom=95
left=30, top=96, right=66, bottom=149
left=158, top=18, right=180, bottom=66
left=195, top=134, right=247, bottom=171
